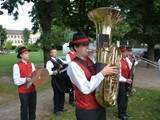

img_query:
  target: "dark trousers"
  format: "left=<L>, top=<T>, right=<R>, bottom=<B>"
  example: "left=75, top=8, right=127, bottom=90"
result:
left=51, top=79, right=65, bottom=113
left=69, top=90, right=74, bottom=104
left=117, top=83, right=128, bottom=117
left=76, top=107, right=106, bottom=120
left=19, top=91, right=37, bottom=120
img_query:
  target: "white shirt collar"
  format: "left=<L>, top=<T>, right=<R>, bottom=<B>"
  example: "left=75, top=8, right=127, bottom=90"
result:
left=21, top=59, right=28, bottom=64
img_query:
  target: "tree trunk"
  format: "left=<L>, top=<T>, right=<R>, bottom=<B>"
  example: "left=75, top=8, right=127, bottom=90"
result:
left=147, top=39, right=155, bottom=68
left=36, top=1, right=55, bottom=67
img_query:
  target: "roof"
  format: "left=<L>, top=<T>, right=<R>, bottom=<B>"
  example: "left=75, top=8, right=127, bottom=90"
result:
left=6, top=29, right=23, bottom=34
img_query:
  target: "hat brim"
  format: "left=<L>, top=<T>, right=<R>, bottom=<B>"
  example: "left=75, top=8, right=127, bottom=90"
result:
left=73, top=41, right=91, bottom=45
left=17, top=49, right=31, bottom=59
left=67, top=45, right=73, bottom=47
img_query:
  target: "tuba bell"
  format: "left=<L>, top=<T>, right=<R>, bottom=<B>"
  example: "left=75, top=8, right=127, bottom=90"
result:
left=88, top=7, right=123, bottom=107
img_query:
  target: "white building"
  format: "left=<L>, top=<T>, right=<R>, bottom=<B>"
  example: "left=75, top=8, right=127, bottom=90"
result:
left=6, top=29, right=40, bottom=46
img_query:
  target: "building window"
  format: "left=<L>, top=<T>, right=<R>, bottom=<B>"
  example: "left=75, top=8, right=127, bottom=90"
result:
left=14, top=35, right=16, bottom=38
left=11, top=35, right=13, bottom=38
left=15, top=40, right=17, bottom=43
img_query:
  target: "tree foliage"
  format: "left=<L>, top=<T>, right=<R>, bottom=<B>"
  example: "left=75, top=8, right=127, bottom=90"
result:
left=2, top=0, right=160, bottom=64
left=56, top=0, right=115, bottom=35
left=113, top=0, right=160, bottom=62
left=0, top=25, right=7, bottom=49
left=1, top=0, right=55, bottom=64
left=4, top=41, right=12, bottom=50
left=22, top=28, right=30, bottom=44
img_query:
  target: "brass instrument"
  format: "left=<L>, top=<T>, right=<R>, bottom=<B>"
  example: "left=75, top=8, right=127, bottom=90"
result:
left=88, top=7, right=123, bottom=107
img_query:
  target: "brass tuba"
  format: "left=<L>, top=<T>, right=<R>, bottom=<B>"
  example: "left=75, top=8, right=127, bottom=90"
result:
left=88, top=7, right=123, bottom=107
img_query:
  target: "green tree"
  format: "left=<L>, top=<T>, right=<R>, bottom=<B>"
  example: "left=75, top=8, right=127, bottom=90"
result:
left=5, top=41, right=12, bottom=50
left=55, top=0, right=126, bottom=46
left=1, top=0, right=55, bottom=64
left=22, top=28, right=30, bottom=44
left=56, top=0, right=116, bottom=36
left=0, top=25, right=7, bottom=50
left=114, top=0, right=160, bottom=64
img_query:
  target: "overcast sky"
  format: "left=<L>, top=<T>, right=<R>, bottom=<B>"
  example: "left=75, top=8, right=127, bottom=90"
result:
left=0, top=2, right=33, bottom=30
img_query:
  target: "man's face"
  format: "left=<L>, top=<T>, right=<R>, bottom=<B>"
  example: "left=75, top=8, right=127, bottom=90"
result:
left=127, top=51, right=133, bottom=56
left=122, top=50, right=127, bottom=58
left=20, top=51, right=30, bottom=60
left=75, top=43, right=89, bottom=59
left=50, top=49, right=57, bottom=58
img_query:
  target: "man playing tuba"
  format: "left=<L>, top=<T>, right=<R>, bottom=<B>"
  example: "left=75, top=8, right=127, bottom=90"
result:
left=67, top=32, right=118, bottom=120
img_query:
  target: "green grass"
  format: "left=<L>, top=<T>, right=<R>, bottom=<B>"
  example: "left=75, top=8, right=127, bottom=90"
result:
left=0, top=51, right=44, bottom=76
left=37, top=88, right=160, bottom=120
left=0, top=50, right=64, bottom=76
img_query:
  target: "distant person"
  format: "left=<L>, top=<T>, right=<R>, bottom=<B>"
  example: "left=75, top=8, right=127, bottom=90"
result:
left=158, top=59, right=160, bottom=72
left=118, top=46, right=132, bottom=120
left=65, top=42, right=76, bottom=106
left=46, top=48, right=68, bottom=116
left=67, top=32, right=118, bottom=120
left=13, top=47, right=37, bottom=120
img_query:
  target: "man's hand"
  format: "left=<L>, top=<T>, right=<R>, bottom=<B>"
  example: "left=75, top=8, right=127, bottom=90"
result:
left=126, top=79, right=132, bottom=84
left=26, top=77, right=32, bottom=82
left=53, top=70, right=58, bottom=75
left=59, top=65, right=63, bottom=69
left=101, top=64, right=118, bottom=76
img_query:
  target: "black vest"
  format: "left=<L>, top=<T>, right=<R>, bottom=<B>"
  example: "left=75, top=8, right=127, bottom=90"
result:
left=50, top=58, right=67, bottom=78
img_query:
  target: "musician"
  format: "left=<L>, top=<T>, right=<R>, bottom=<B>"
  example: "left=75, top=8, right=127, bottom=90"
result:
left=46, top=48, right=67, bottom=116
left=67, top=32, right=118, bottom=120
left=127, top=47, right=141, bottom=94
left=65, top=42, right=76, bottom=106
left=118, top=46, right=132, bottom=120
left=127, top=47, right=140, bottom=65
left=13, top=47, right=37, bottom=120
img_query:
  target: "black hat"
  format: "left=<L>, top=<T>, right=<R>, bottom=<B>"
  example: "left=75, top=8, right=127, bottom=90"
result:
left=71, top=32, right=90, bottom=44
left=67, top=42, right=73, bottom=47
left=119, top=46, right=127, bottom=52
left=17, top=47, right=30, bottom=58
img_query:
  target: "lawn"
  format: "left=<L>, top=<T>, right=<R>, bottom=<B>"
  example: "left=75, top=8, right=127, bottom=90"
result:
left=36, top=87, right=160, bottom=120
left=0, top=50, right=64, bottom=76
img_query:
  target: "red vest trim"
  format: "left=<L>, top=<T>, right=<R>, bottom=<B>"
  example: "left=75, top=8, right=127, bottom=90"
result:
left=121, top=59, right=130, bottom=79
left=73, top=58, right=100, bottom=110
left=68, top=52, right=76, bottom=61
left=17, top=61, right=35, bottom=93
